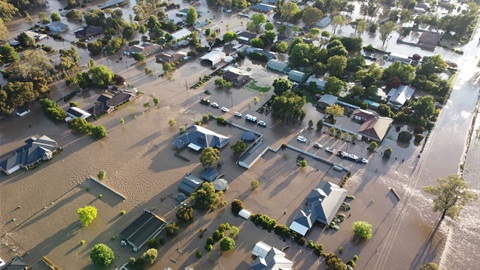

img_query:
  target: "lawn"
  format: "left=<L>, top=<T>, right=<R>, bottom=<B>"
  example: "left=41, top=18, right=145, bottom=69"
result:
left=246, top=80, right=271, bottom=92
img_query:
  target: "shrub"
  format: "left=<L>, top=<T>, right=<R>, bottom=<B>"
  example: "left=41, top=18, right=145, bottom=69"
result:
left=231, top=199, right=245, bottom=215
left=147, top=238, right=159, bottom=248
left=86, top=187, right=90, bottom=192
left=274, top=224, right=291, bottom=238
left=414, top=125, right=425, bottom=134
left=415, top=133, right=425, bottom=143
left=179, top=126, right=186, bottom=133
left=205, top=244, right=213, bottom=251
left=166, top=222, right=179, bottom=236
left=97, top=170, right=106, bottom=181
left=217, top=116, right=227, bottom=125
left=352, top=221, right=373, bottom=240
left=299, top=159, right=307, bottom=167
left=220, top=237, right=235, bottom=251
left=219, top=223, right=231, bottom=231
left=339, top=246, right=344, bottom=254
left=398, top=131, right=413, bottom=143
left=212, top=230, right=224, bottom=241
left=384, top=148, right=393, bottom=158
left=90, top=244, right=115, bottom=266
left=307, top=240, right=315, bottom=248
left=80, top=240, right=85, bottom=245
left=141, top=249, right=158, bottom=265
left=353, top=255, right=359, bottom=261
left=347, top=260, right=356, bottom=267
left=195, top=250, right=202, bottom=258
left=230, top=226, right=240, bottom=238
left=251, top=179, right=260, bottom=190
left=206, top=237, right=214, bottom=245
left=120, top=210, right=126, bottom=215
left=69, top=101, right=79, bottom=107
left=368, top=141, right=378, bottom=151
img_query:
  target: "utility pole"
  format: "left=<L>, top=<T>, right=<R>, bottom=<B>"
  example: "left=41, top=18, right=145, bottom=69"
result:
left=185, top=79, right=188, bottom=91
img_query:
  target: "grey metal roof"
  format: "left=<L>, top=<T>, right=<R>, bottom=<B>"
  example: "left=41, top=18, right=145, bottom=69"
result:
left=201, top=168, right=219, bottom=182
left=119, top=210, right=166, bottom=250
left=267, top=60, right=289, bottom=72
left=178, top=173, right=203, bottom=195
left=318, top=94, right=338, bottom=106
left=288, top=70, right=305, bottom=82
left=173, top=125, right=229, bottom=150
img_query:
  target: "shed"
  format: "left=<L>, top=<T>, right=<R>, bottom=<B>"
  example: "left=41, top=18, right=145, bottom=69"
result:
left=288, top=70, right=305, bottom=83
left=171, top=29, right=192, bottom=40
left=178, top=173, right=203, bottom=195
left=213, top=178, right=229, bottom=192
left=201, top=168, right=219, bottom=182
left=252, top=241, right=272, bottom=257
left=306, top=76, right=326, bottom=90
left=200, top=50, right=226, bottom=66
left=119, top=210, right=167, bottom=251
left=48, top=21, right=69, bottom=33
left=239, top=209, right=252, bottom=219
left=238, top=141, right=269, bottom=169
left=317, top=94, right=338, bottom=109
left=66, top=107, right=91, bottom=120
left=266, top=59, right=289, bottom=73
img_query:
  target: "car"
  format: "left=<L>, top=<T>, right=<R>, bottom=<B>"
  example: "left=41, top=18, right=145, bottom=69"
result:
left=245, top=114, right=257, bottom=123
left=296, top=136, right=307, bottom=143
left=257, top=120, right=267, bottom=127
left=221, top=107, right=229, bottom=112
left=337, top=150, right=348, bottom=158
left=225, top=9, right=232, bottom=13
left=234, top=112, right=242, bottom=118
left=347, top=154, right=359, bottom=161
left=313, top=142, right=322, bottom=148
left=211, top=102, right=219, bottom=108
left=211, top=65, right=217, bottom=70
left=358, top=158, right=369, bottom=164
left=200, top=98, right=210, bottom=105
left=325, top=147, right=335, bottom=154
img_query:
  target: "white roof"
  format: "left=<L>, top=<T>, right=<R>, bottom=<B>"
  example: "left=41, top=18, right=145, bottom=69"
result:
left=387, top=85, right=415, bottom=106
left=289, top=221, right=309, bottom=236
left=200, top=50, right=226, bottom=66
left=187, top=143, right=202, bottom=151
left=171, top=29, right=192, bottom=40
left=252, top=241, right=272, bottom=258
left=239, top=209, right=251, bottom=219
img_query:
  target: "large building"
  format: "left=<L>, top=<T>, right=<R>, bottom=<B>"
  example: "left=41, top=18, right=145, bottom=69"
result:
left=173, top=125, right=230, bottom=151
left=353, top=109, right=393, bottom=142
left=223, top=67, right=251, bottom=86
left=289, top=182, right=347, bottom=236
left=119, top=210, right=167, bottom=251
left=251, top=241, right=293, bottom=270
left=0, top=136, right=60, bottom=175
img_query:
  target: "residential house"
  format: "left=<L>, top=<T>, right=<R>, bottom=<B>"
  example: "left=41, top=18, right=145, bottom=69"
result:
left=251, top=241, right=294, bottom=270
left=237, top=31, right=257, bottom=44
left=23, top=31, right=47, bottom=41
left=0, top=256, right=28, bottom=270
left=65, top=107, right=91, bottom=121
left=387, top=53, right=412, bottom=65
left=289, top=182, right=347, bottom=235
left=173, top=125, right=230, bottom=151
left=317, top=94, right=338, bottom=109
left=316, top=17, right=332, bottom=28
left=262, top=0, right=277, bottom=4
left=0, top=136, right=60, bottom=175
left=387, top=85, right=415, bottom=108
left=119, top=210, right=167, bottom=252
left=223, top=67, right=251, bottom=86
left=171, top=29, right=192, bottom=41
left=251, top=3, right=276, bottom=14
left=266, top=59, right=289, bottom=73
left=88, top=92, right=135, bottom=117
left=200, top=50, right=226, bottom=66
left=98, top=0, right=126, bottom=9
left=178, top=173, right=204, bottom=195
left=176, top=8, right=189, bottom=18
left=246, top=47, right=277, bottom=60
left=74, top=25, right=103, bottom=39
left=201, top=168, right=219, bottom=182
left=288, top=70, right=305, bottom=83
left=418, top=31, right=442, bottom=50
left=156, top=50, right=187, bottom=63
left=47, top=21, right=69, bottom=33
left=353, top=109, right=393, bottom=142
left=125, top=42, right=158, bottom=56
left=306, top=76, right=326, bottom=90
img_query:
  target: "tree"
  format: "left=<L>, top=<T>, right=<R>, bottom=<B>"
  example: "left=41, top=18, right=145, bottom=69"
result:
left=97, top=170, right=106, bottom=180
left=280, top=2, right=300, bottom=21
left=83, top=9, right=106, bottom=26
left=250, top=37, right=264, bottom=48
left=398, top=131, right=413, bottom=143
left=220, top=237, right=235, bottom=251
left=384, top=147, right=392, bottom=158
left=199, top=147, right=220, bottom=168
left=248, top=14, right=266, bottom=32
left=417, top=55, right=447, bottom=76
left=90, top=244, right=114, bottom=266
left=66, top=9, right=82, bottom=21
left=105, top=37, right=126, bottom=55
left=327, top=55, right=348, bottom=77
left=169, top=118, right=176, bottom=127
left=357, top=19, right=367, bottom=36
left=89, top=65, right=114, bottom=87
left=271, top=91, right=306, bottom=123
left=223, top=31, right=238, bottom=43
left=273, top=78, right=292, bottom=96
left=410, top=95, right=435, bottom=119
left=262, top=31, right=276, bottom=44
left=369, top=141, right=378, bottom=151
left=424, top=174, right=477, bottom=221
left=299, top=159, right=307, bottom=167
left=87, top=41, right=103, bottom=56
left=264, top=22, right=274, bottom=31
left=352, top=221, right=373, bottom=240
left=192, top=182, right=223, bottom=210
left=302, top=6, right=323, bottom=28
left=308, top=119, right=314, bottom=129
left=251, top=179, right=260, bottom=190
left=0, top=2, right=18, bottom=22
left=289, top=43, right=311, bottom=67
left=324, top=76, right=347, bottom=96
left=309, top=28, right=321, bottom=38
left=230, top=226, right=240, bottom=237
left=325, top=104, right=344, bottom=119
left=141, top=249, right=158, bottom=264
left=0, top=19, right=9, bottom=41
left=379, top=21, right=397, bottom=48
left=230, top=140, right=247, bottom=156
left=122, top=26, right=134, bottom=40
left=166, top=222, right=179, bottom=235
left=132, top=52, right=146, bottom=62
left=0, top=44, right=19, bottom=64
left=186, top=7, right=198, bottom=25
left=331, top=15, right=345, bottom=35
left=78, top=206, right=97, bottom=227
left=383, top=62, right=416, bottom=86
left=231, top=199, right=245, bottom=214
left=17, top=32, right=35, bottom=47
left=176, top=205, right=194, bottom=221
left=377, top=104, right=394, bottom=118
left=50, top=12, right=60, bottom=21
left=420, top=262, right=440, bottom=270
left=273, top=41, right=288, bottom=53
left=317, top=119, right=323, bottom=131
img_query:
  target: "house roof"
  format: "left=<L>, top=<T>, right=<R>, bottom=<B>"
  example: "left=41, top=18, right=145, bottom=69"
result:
left=173, top=125, right=229, bottom=150
left=119, top=210, right=167, bottom=249
left=288, top=70, right=305, bottom=82
left=418, top=31, right=442, bottom=46
left=223, top=68, right=250, bottom=81
left=48, top=21, right=69, bottom=32
left=357, top=116, right=393, bottom=142
left=0, top=136, right=59, bottom=174
left=306, top=76, right=326, bottom=89
left=246, top=47, right=277, bottom=60
left=251, top=245, right=293, bottom=270
left=74, top=25, right=103, bottom=38
left=352, top=108, right=378, bottom=121
left=66, top=107, right=91, bottom=119
left=387, top=85, right=415, bottom=106
left=252, top=241, right=272, bottom=258
left=238, top=141, right=269, bottom=169
left=251, top=3, right=276, bottom=13
left=200, top=50, right=226, bottom=66
left=30, top=258, right=56, bottom=270
left=201, top=168, right=219, bottom=182
left=98, top=0, right=125, bottom=9
left=178, top=173, right=203, bottom=195
left=1, top=256, right=28, bottom=270
left=171, top=29, right=192, bottom=40
left=318, top=94, right=338, bottom=106
left=316, top=17, right=332, bottom=28
left=237, top=31, right=257, bottom=40
left=262, top=0, right=277, bottom=4
left=267, top=59, right=289, bottom=72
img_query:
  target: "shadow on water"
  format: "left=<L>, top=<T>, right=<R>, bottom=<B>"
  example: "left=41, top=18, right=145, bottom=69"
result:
left=410, top=219, right=443, bottom=269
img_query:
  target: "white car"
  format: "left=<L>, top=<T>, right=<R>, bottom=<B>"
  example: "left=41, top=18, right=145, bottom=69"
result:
left=221, top=107, right=229, bottom=112
left=296, top=136, right=307, bottom=143
left=358, top=158, right=369, bottom=164
left=245, top=114, right=257, bottom=123
left=234, top=112, right=242, bottom=117
left=325, top=147, right=335, bottom=154
left=211, top=102, right=219, bottom=108
left=257, top=120, right=267, bottom=127
left=313, top=142, right=322, bottom=148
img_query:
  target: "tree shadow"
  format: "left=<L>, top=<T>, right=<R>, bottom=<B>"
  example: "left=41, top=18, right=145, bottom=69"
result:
left=409, top=218, right=443, bottom=269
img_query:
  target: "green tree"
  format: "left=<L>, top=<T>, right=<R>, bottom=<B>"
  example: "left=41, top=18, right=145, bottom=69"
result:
left=308, top=119, right=314, bottom=129
left=247, top=14, right=266, bottom=31
left=0, top=44, right=19, bottom=64
left=410, top=95, right=435, bottom=119
left=122, top=26, right=135, bottom=39
left=132, top=52, right=146, bottom=62
left=331, top=15, right=345, bottom=35
left=423, top=174, right=478, bottom=221
left=199, top=147, right=220, bottom=168
left=230, top=140, right=248, bottom=156
left=50, top=12, right=60, bottom=21
left=317, top=119, right=324, bottom=131
left=352, top=221, right=373, bottom=240
left=377, top=104, right=394, bottom=118
left=105, top=37, right=126, bottom=55
left=251, top=179, right=260, bottom=190
left=383, top=62, right=416, bottom=86
left=302, top=6, right=323, bottom=28
left=186, top=7, right=198, bottom=25
left=250, top=37, right=264, bottom=48
left=192, top=182, right=223, bottom=210
left=289, top=43, right=311, bottom=67
left=0, top=19, right=9, bottom=41
left=419, top=262, right=440, bottom=270
left=280, top=2, right=300, bottom=21
left=379, top=21, right=397, bottom=47
left=327, top=55, right=348, bottom=77
left=141, top=249, right=158, bottom=264
left=78, top=206, right=98, bottom=227
left=0, top=1, right=18, bottom=22
left=166, top=222, right=180, bottom=235
left=230, top=226, right=240, bottom=237
left=17, top=32, right=35, bottom=47
left=66, top=9, right=82, bottom=20
left=273, top=78, right=292, bottom=96
left=274, top=41, right=288, bottom=53
left=384, top=147, right=392, bottom=158
left=271, top=91, right=306, bottom=123
left=356, top=19, right=367, bottom=36
left=264, top=22, right=274, bottom=31
left=97, top=170, right=106, bottom=180
left=215, top=78, right=232, bottom=89
left=91, top=125, right=107, bottom=139
left=299, top=159, right=307, bottom=167
left=90, top=244, right=115, bottom=266
left=324, top=76, right=347, bottom=95
left=176, top=205, right=194, bottom=221
left=346, top=56, right=366, bottom=73
left=309, top=28, right=321, bottom=38
left=89, top=65, right=114, bottom=87
left=368, top=141, right=378, bottom=151
left=231, top=199, right=245, bottom=214
left=262, top=30, right=276, bottom=44
left=417, top=55, right=447, bottom=76
left=220, top=237, right=235, bottom=251
left=325, top=104, right=344, bottom=119
left=223, top=31, right=238, bottom=43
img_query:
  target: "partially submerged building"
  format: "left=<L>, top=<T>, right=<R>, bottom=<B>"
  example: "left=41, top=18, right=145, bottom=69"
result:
left=306, top=76, right=326, bottom=90
left=173, top=125, right=230, bottom=151
left=119, top=210, right=167, bottom=252
left=171, top=29, right=192, bottom=41
left=223, top=67, right=251, bottom=86
left=251, top=241, right=294, bottom=270
left=178, top=173, right=203, bottom=195
left=65, top=107, right=91, bottom=121
left=387, top=85, right=415, bottom=108
left=251, top=3, right=276, bottom=14
left=266, top=59, right=289, bottom=73
left=88, top=92, right=135, bottom=117
left=353, top=109, right=393, bottom=142
left=74, top=25, right=103, bottom=39
left=238, top=140, right=269, bottom=169
left=317, top=94, right=338, bottom=109
left=200, top=50, right=226, bottom=67
left=288, top=70, right=305, bottom=83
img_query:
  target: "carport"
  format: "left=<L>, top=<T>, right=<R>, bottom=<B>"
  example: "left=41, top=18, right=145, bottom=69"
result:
left=200, top=50, right=226, bottom=67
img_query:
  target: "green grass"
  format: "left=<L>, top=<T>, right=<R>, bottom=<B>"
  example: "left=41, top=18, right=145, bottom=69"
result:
left=246, top=80, right=271, bottom=92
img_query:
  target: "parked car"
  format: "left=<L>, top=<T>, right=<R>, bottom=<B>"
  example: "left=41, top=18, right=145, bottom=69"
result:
left=245, top=114, right=257, bottom=123
left=347, top=154, right=358, bottom=161
left=296, top=136, right=307, bottom=143
left=325, top=147, right=335, bottom=154
left=221, top=107, right=229, bottom=112
left=234, top=112, right=242, bottom=118
left=358, top=158, right=369, bottom=164
left=313, top=142, right=322, bottom=148
left=200, top=98, right=210, bottom=105
left=257, top=120, right=267, bottom=127
left=337, top=150, right=348, bottom=158
left=211, top=102, right=219, bottom=108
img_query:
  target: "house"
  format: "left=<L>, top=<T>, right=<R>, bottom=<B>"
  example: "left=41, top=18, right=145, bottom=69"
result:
left=289, top=182, right=347, bottom=235
left=178, top=173, right=204, bottom=195
left=98, top=0, right=126, bottom=9
left=237, top=31, right=257, bottom=44
left=316, top=17, right=332, bottom=28
left=125, top=42, right=158, bottom=56
left=317, top=94, right=338, bottom=109
left=262, top=0, right=277, bottom=4
left=246, top=47, right=277, bottom=60
left=0, top=256, right=28, bottom=270
left=288, top=70, right=305, bottom=83
left=387, top=85, right=415, bottom=107
left=251, top=242, right=294, bottom=270
left=176, top=8, right=189, bottom=18
left=266, top=59, right=289, bottom=73
left=418, top=31, right=442, bottom=50
left=119, top=210, right=167, bottom=251
left=88, top=92, right=135, bottom=117
left=251, top=3, right=276, bottom=14
left=387, top=53, right=412, bottom=65
left=171, top=29, right=192, bottom=41
left=223, top=67, right=251, bottom=86
left=213, top=178, right=229, bottom=192
left=306, top=76, right=326, bottom=90
left=201, top=168, right=219, bottom=182
left=171, top=39, right=190, bottom=50
left=30, top=257, right=59, bottom=269
left=353, top=108, right=393, bottom=142
left=0, top=136, right=60, bottom=175
left=238, top=140, right=269, bottom=169
left=156, top=50, right=187, bottom=63
left=16, top=106, right=30, bottom=117
left=65, top=107, right=91, bottom=121
left=23, top=31, right=47, bottom=41
left=173, top=125, right=230, bottom=151
left=74, top=25, right=103, bottom=39
left=200, top=50, right=226, bottom=66
left=47, top=21, right=69, bottom=33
